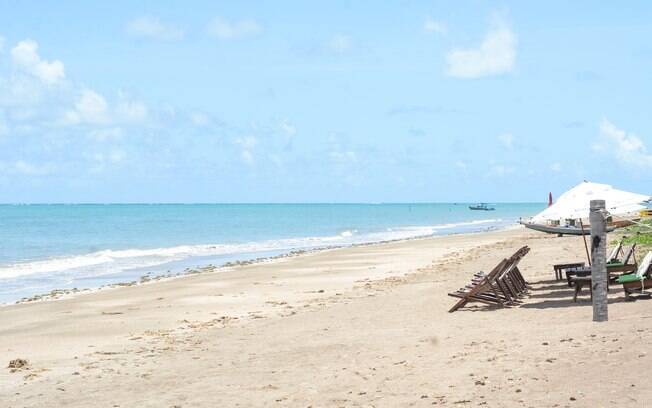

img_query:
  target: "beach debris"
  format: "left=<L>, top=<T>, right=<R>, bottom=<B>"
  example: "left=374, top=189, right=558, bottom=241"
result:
left=8, top=358, right=29, bottom=372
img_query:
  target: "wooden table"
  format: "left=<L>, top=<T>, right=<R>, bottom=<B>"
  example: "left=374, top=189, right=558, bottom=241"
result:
left=552, top=262, right=585, bottom=280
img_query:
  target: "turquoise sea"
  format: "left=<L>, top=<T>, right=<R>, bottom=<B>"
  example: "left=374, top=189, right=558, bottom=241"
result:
left=0, top=203, right=544, bottom=303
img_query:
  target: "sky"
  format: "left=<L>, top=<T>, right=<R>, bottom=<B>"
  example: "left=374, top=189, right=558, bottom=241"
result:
left=1, top=1, right=652, bottom=203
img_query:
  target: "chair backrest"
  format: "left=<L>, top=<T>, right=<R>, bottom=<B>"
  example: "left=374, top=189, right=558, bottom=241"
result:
left=623, top=243, right=637, bottom=264
left=607, top=240, right=623, bottom=263
left=467, top=258, right=509, bottom=295
left=634, top=251, right=652, bottom=279
left=484, top=258, right=509, bottom=281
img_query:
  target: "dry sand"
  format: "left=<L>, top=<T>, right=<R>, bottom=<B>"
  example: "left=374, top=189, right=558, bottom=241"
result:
left=1, top=226, right=651, bottom=407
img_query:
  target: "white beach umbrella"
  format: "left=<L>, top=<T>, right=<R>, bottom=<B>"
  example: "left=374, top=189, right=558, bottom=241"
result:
left=531, top=181, right=650, bottom=224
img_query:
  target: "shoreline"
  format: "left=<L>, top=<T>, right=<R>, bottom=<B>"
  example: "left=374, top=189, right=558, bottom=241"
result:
left=3, top=223, right=522, bottom=307
left=3, top=225, right=652, bottom=406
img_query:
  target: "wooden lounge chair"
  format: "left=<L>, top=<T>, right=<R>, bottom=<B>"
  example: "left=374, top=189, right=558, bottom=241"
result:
left=448, top=259, right=509, bottom=312
left=474, top=246, right=530, bottom=293
left=605, top=243, right=637, bottom=274
left=566, top=243, right=637, bottom=287
left=617, top=251, right=652, bottom=300
left=572, top=250, right=652, bottom=302
left=448, top=246, right=530, bottom=312
left=607, top=239, right=624, bottom=264
left=554, top=239, right=625, bottom=281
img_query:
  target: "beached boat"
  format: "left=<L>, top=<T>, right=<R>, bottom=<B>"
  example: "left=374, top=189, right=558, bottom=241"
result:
left=521, top=222, right=615, bottom=236
left=469, top=203, right=495, bottom=211
left=523, top=182, right=651, bottom=236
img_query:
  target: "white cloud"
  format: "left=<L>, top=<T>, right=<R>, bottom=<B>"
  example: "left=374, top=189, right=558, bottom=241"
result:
left=424, top=17, right=447, bottom=34
left=126, top=16, right=184, bottom=41
left=329, top=150, right=357, bottom=164
left=87, top=149, right=126, bottom=173
left=190, top=112, right=210, bottom=126
left=550, top=162, right=562, bottom=172
left=235, top=136, right=257, bottom=165
left=455, top=160, right=467, bottom=169
left=64, top=89, right=110, bottom=125
left=206, top=17, right=262, bottom=40
left=108, top=150, right=125, bottom=163
left=241, top=150, right=254, bottom=165
left=116, top=98, right=148, bottom=122
left=89, top=127, right=123, bottom=142
left=62, top=90, right=148, bottom=126
left=235, top=136, right=257, bottom=150
left=327, top=34, right=352, bottom=54
left=498, top=133, right=514, bottom=149
left=280, top=120, right=296, bottom=137
left=597, top=119, right=652, bottom=167
left=13, top=160, right=54, bottom=176
left=446, top=20, right=516, bottom=78
left=11, top=40, right=65, bottom=85
left=488, top=163, right=514, bottom=177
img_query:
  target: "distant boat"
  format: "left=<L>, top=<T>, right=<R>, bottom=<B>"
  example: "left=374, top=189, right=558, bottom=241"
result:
left=469, top=203, right=495, bottom=211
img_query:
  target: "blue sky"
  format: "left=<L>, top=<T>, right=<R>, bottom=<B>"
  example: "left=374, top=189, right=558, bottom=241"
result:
left=1, top=1, right=652, bottom=203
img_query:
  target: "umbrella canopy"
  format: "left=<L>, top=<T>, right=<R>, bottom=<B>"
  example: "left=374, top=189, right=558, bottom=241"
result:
left=531, top=181, right=650, bottom=224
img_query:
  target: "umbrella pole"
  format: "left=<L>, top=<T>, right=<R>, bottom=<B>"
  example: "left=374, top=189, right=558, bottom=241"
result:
left=580, top=219, right=591, bottom=266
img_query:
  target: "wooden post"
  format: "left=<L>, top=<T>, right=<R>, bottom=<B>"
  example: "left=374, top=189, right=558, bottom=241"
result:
left=590, top=199, right=608, bottom=322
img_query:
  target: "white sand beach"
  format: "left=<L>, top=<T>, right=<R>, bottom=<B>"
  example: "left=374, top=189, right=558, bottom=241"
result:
left=2, top=226, right=651, bottom=407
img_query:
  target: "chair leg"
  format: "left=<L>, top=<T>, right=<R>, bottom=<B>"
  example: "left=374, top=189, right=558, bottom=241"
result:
left=573, top=281, right=582, bottom=302
left=448, top=297, right=468, bottom=313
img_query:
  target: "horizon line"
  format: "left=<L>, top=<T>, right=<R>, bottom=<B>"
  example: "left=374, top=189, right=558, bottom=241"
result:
left=0, top=201, right=546, bottom=205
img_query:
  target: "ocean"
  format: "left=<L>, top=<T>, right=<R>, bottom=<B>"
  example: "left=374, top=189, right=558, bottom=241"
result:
left=0, top=203, right=544, bottom=304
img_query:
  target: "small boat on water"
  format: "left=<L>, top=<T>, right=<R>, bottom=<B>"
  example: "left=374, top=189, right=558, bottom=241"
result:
left=469, top=203, right=495, bottom=211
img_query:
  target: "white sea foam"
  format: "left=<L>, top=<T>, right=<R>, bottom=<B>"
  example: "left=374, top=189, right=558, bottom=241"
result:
left=0, top=218, right=504, bottom=280
left=339, top=229, right=357, bottom=237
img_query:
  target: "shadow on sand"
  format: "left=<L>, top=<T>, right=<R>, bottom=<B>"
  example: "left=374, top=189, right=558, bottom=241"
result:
left=518, top=278, right=639, bottom=309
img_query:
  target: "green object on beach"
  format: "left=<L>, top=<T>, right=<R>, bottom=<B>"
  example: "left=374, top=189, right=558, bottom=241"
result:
left=617, top=274, right=640, bottom=284
left=607, top=261, right=624, bottom=267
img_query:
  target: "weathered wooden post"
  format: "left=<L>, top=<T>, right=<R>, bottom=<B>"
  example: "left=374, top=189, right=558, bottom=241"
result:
left=590, top=199, right=608, bottom=322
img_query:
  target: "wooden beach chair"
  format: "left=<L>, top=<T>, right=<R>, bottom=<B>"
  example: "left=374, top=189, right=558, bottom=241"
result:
left=555, top=238, right=625, bottom=281
left=496, top=246, right=530, bottom=298
left=605, top=243, right=637, bottom=274
left=607, top=239, right=624, bottom=264
left=617, top=251, right=652, bottom=300
left=566, top=243, right=637, bottom=288
left=449, top=259, right=509, bottom=312
left=474, top=246, right=529, bottom=295
left=570, top=247, right=647, bottom=302
left=448, top=246, right=530, bottom=312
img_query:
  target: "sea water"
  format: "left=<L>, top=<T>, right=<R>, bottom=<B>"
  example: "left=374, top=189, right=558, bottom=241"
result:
left=0, top=203, right=544, bottom=303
